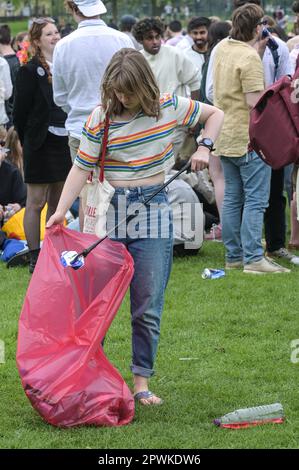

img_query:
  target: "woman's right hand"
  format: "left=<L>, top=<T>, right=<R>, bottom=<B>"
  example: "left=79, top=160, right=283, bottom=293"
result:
left=46, top=211, right=65, bottom=228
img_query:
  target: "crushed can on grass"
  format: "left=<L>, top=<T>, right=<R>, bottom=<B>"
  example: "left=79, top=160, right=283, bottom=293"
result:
left=214, top=403, right=284, bottom=429
left=202, top=268, right=225, bottom=280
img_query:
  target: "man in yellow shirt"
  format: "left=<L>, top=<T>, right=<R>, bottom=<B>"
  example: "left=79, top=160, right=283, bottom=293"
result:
left=213, top=3, right=289, bottom=274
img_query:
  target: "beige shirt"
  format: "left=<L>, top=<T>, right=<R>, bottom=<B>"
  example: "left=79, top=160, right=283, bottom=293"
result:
left=184, top=47, right=206, bottom=86
left=141, top=45, right=200, bottom=98
left=213, top=38, right=264, bottom=157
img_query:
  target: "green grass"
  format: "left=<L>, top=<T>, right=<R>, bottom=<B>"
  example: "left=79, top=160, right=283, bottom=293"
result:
left=4, top=20, right=29, bottom=36
left=1, top=241, right=299, bottom=449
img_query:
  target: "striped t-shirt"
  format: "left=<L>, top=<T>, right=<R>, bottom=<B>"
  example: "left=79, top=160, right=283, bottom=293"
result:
left=74, top=93, right=202, bottom=180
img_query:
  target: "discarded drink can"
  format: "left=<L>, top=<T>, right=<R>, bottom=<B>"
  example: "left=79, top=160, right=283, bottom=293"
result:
left=214, top=403, right=284, bottom=429
left=202, top=268, right=225, bottom=280
left=60, top=251, right=84, bottom=270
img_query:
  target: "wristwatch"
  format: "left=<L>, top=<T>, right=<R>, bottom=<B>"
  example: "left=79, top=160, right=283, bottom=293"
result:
left=197, top=138, right=215, bottom=152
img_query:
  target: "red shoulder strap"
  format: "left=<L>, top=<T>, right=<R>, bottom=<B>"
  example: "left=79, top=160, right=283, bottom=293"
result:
left=99, top=115, right=110, bottom=183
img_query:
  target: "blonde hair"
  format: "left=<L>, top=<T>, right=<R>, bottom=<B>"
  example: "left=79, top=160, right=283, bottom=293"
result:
left=231, top=4, right=264, bottom=42
left=101, top=48, right=161, bottom=119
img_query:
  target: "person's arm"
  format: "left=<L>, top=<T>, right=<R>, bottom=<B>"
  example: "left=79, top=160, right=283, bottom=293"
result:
left=47, top=106, right=104, bottom=226
left=276, top=42, right=293, bottom=79
left=190, top=102, right=224, bottom=172
left=205, top=46, right=217, bottom=104
left=245, top=91, right=263, bottom=109
left=13, top=66, right=36, bottom=144
left=172, top=94, right=224, bottom=172
left=46, top=165, right=90, bottom=227
left=52, top=46, right=70, bottom=114
left=241, top=52, right=265, bottom=110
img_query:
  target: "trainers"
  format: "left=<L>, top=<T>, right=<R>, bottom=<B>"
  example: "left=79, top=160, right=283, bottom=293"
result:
left=225, top=261, right=243, bottom=269
left=243, top=257, right=291, bottom=274
left=267, top=247, right=299, bottom=266
left=204, top=223, right=222, bottom=242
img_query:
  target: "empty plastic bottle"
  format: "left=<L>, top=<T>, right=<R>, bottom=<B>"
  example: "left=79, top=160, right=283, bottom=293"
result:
left=214, top=403, right=284, bottom=429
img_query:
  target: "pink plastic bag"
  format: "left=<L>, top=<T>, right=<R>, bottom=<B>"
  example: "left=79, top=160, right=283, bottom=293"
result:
left=16, top=225, right=135, bottom=427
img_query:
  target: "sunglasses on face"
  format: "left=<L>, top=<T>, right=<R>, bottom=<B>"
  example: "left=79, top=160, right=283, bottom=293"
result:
left=257, top=19, right=268, bottom=26
left=32, top=17, right=55, bottom=25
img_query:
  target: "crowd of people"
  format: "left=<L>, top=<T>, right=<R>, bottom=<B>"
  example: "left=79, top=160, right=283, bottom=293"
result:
left=2, top=0, right=299, bottom=405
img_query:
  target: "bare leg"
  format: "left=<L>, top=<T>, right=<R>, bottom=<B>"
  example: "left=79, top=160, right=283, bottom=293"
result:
left=209, top=154, right=224, bottom=222
left=24, top=184, right=48, bottom=250
left=133, top=375, right=162, bottom=405
left=46, top=181, right=65, bottom=222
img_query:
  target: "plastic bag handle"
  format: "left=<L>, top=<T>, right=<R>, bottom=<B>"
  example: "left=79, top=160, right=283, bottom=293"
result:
left=99, top=115, right=110, bottom=183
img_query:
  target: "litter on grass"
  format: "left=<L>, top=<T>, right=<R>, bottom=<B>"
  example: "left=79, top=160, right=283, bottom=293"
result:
left=214, top=403, right=284, bottom=429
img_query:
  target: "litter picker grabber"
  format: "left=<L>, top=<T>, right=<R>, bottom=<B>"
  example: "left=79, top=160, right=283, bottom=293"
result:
left=61, top=160, right=192, bottom=269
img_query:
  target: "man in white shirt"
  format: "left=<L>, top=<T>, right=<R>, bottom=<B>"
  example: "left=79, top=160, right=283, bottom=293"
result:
left=53, top=0, right=133, bottom=229
left=53, top=0, right=133, bottom=161
left=0, top=56, right=12, bottom=126
left=132, top=17, right=200, bottom=160
left=184, top=17, right=211, bottom=87
left=133, top=17, right=200, bottom=99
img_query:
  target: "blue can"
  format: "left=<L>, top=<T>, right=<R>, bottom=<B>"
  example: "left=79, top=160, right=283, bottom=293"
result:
left=60, top=251, right=84, bottom=270
left=202, top=268, right=225, bottom=280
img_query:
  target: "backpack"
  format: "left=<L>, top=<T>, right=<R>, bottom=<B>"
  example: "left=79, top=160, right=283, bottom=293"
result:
left=249, top=67, right=299, bottom=170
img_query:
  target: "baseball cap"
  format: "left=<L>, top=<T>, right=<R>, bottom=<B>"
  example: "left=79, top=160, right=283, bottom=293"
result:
left=73, top=0, right=107, bottom=17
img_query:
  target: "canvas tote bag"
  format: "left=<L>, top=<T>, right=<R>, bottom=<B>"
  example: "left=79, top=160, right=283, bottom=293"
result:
left=83, top=115, right=115, bottom=239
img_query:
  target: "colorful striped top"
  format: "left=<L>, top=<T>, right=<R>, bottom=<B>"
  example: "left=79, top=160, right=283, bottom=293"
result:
left=74, top=93, right=202, bottom=180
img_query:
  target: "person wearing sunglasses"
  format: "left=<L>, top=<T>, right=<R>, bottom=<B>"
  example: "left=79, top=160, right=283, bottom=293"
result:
left=13, top=18, right=72, bottom=273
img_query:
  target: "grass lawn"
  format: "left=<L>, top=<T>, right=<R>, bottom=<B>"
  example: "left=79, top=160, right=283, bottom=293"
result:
left=4, top=20, right=29, bottom=36
left=1, top=240, right=299, bottom=449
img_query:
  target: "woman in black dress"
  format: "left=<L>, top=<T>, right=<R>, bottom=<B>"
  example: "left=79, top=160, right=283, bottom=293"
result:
left=13, top=18, right=72, bottom=272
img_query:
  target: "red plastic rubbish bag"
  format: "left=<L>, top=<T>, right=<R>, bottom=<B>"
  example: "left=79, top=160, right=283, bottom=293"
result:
left=16, top=225, right=135, bottom=427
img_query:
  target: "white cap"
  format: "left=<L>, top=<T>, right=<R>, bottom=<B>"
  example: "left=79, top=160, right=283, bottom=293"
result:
left=73, top=0, right=107, bottom=17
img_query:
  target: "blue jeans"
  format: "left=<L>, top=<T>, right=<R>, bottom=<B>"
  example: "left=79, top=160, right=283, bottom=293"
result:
left=221, top=152, right=271, bottom=265
left=107, top=184, right=173, bottom=378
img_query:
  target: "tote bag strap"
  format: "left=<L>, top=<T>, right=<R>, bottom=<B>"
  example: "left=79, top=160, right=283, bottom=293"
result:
left=99, top=114, right=110, bottom=183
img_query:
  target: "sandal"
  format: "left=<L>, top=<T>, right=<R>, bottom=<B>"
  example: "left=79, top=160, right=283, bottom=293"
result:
left=134, top=390, right=163, bottom=406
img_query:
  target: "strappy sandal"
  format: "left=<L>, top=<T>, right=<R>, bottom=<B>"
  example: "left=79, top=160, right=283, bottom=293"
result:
left=134, top=390, right=163, bottom=406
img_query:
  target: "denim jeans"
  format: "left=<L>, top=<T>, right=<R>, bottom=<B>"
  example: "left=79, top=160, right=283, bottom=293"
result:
left=264, top=168, right=286, bottom=253
left=220, top=151, right=271, bottom=265
left=107, top=184, right=173, bottom=378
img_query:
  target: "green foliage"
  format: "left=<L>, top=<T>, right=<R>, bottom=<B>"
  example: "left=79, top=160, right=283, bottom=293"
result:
left=1, top=241, right=299, bottom=449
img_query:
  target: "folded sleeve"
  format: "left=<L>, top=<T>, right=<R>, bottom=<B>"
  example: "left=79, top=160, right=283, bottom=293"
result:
left=240, top=53, right=264, bottom=93
left=172, top=94, right=202, bottom=127
left=74, top=106, right=105, bottom=171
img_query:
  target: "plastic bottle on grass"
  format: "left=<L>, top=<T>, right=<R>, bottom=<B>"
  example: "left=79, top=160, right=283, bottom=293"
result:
left=214, top=403, right=284, bottom=429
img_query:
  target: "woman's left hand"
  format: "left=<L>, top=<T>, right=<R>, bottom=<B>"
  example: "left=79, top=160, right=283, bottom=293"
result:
left=190, top=147, right=210, bottom=172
